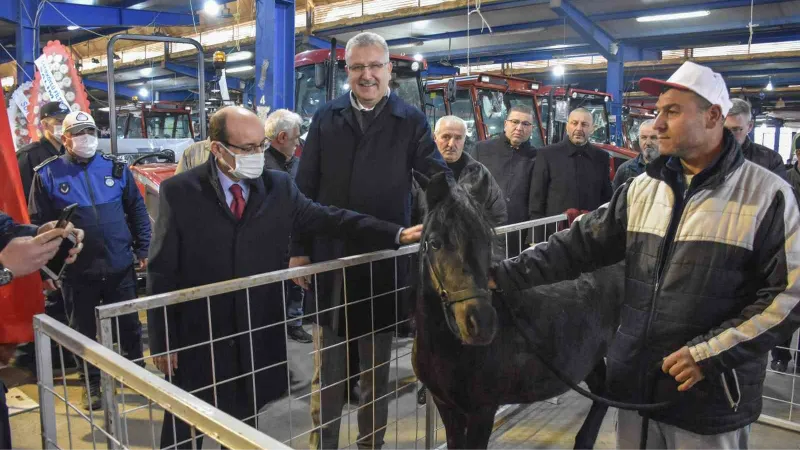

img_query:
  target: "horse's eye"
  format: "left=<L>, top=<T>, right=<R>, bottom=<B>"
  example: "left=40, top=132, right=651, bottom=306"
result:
left=429, top=239, right=442, bottom=250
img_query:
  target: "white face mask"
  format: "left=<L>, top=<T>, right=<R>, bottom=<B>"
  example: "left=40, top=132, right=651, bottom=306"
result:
left=71, top=134, right=98, bottom=158
left=52, top=125, right=63, bottom=140
left=220, top=143, right=264, bottom=179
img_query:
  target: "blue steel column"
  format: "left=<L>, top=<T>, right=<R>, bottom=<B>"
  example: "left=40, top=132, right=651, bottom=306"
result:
left=774, top=120, right=782, bottom=153
left=15, top=0, right=37, bottom=83
left=255, top=0, right=295, bottom=110
left=607, top=57, right=624, bottom=146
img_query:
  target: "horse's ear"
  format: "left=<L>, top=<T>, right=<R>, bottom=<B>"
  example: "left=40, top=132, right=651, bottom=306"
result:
left=425, top=172, right=452, bottom=207
left=412, top=170, right=430, bottom=191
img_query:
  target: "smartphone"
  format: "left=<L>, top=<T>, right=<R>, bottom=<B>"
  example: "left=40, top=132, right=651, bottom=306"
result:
left=41, top=204, right=79, bottom=280
left=55, top=203, right=78, bottom=229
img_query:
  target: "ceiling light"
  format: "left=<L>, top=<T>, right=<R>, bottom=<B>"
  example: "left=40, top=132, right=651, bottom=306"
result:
left=203, top=0, right=220, bottom=16
left=138, top=88, right=149, bottom=97
left=225, top=65, right=254, bottom=74
left=766, top=78, right=774, bottom=91
left=413, top=53, right=423, bottom=62
left=227, top=51, right=252, bottom=63
left=636, top=10, right=710, bottom=23
left=67, top=25, right=80, bottom=31
left=140, top=67, right=153, bottom=76
left=552, top=65, right=565, bottom=77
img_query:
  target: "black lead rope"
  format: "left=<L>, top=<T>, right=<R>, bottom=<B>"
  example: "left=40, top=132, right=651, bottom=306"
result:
left=496, top=291, right=677, bottom=449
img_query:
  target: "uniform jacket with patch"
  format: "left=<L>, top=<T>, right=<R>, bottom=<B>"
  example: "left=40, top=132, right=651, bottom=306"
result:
left=16, top=138, right=64, bottom=201
left=28, top=153, right=151, bottom=279
left=495, top=129, right=800, bottom=434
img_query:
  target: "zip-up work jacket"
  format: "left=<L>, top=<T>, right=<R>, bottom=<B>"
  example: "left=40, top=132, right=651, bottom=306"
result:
left=495, top=129, right=800, bottom=434
left=28, top=153, right=151, bottom=279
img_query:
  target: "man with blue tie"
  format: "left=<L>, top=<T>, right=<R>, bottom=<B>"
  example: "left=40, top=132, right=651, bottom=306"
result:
left=147, top=106, right=422, bottom=449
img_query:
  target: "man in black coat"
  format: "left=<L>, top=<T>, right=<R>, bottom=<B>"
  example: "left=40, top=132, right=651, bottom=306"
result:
left=147, top=107, right=422, bottom=450
left=612, top=119, right=659, bottom=191
left=724, top=98, right=787, bottom=179
left=528, top=108, right=612, bottom=238
left=16, top=102, right=69, bottom=201
left=473, top=105, right=538, bottom=257
left=289, top=32, right=450, bottom=449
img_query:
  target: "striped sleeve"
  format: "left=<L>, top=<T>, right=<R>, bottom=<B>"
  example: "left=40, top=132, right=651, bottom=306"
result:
left=688, top=188, right=800, bottom=374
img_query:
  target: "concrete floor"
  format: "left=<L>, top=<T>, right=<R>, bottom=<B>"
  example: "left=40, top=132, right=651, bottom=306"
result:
left=3, top=327, right=800, bottom=449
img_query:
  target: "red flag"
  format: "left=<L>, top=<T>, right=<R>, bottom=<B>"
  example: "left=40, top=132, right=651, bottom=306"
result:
left=0, top=88, right=44, bottom=344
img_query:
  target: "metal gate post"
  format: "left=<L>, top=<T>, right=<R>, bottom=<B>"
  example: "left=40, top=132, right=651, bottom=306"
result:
left=98, top=315, right=122, bottom=449
left=424, top=389, right=436, bottom=448
left=34, top=319, right=57, bottom=449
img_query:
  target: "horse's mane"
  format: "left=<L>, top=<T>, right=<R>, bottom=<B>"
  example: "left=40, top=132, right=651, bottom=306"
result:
left=423, top=183, right=494, bottom=252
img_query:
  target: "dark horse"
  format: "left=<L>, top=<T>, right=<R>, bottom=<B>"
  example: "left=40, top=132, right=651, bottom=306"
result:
left=412, top=173, right=624, bottom=449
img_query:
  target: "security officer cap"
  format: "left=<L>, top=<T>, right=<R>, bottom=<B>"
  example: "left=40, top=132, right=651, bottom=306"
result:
left=40, top=102, right=71, bottom=120
left=63, top=110, right=97, bottom=134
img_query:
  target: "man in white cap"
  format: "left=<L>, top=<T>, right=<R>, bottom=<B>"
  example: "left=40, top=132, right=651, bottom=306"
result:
left=489, top=61, right=800, bottom=448
left=28, top=110, right=151, bottom=410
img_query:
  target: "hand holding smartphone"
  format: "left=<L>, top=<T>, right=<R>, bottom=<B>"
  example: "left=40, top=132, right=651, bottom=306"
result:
left=42, top=204, right=79, bottom=280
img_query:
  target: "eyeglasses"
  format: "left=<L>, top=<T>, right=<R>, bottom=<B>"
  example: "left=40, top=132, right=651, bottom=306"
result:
left=347, top=62, right=390, bottom=73
left=506, top=119, right=533, bottom=128
left=220, top=138, right=269, bottom=154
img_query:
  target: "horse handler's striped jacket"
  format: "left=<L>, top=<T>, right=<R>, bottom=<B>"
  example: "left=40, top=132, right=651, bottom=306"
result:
left=495, top=129, right=800, bottom=435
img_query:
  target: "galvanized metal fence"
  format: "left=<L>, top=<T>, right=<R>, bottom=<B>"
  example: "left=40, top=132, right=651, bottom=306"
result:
left=758, top=330, right=800, bottom=433
left=33, top=313, right=290, bottom=450
left=92, top=215, right=567, bottom=449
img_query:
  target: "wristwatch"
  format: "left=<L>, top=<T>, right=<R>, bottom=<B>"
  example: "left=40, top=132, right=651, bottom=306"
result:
left=0, top=263, right=13, bottom=286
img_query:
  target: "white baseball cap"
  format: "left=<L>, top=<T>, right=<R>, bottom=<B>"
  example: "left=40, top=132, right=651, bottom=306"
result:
left=639, top=61, right=733, bottom=116
left=63, top=110, right=97, bottom=134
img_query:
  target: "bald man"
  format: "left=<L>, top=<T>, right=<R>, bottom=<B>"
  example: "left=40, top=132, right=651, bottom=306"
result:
left=529, top=108, right=612, bottom=224
left=612, top=119, right=659, bottom=191
left=146, top=106, right=422, bottom=449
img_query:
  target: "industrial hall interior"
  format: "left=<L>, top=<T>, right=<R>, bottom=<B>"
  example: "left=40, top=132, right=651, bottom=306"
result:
left=1, top=0, right=800, bottom=449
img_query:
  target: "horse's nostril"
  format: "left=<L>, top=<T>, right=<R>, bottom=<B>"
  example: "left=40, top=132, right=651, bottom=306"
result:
left=467, top=314, right=479, bottom=337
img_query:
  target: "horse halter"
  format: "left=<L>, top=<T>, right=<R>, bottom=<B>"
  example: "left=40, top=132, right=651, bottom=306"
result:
left=421, top=239, right=491, bottom=337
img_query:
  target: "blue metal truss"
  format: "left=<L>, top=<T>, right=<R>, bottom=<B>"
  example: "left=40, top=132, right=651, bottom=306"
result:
left=315, top=0, right=550, bottom=37
left=162, top=61, right=244, bottom=90
left=387, top=19, right=563, bottom=47
left=305, top=34, right=343, bottom=50
left=84, top=78, right=196, bottom=101
left=255, top=0, right=296, bottom=110
left=0, top=1, right=196, bottom=27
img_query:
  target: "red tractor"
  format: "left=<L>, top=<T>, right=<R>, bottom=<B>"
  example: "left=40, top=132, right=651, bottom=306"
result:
left=424, top=74, right=547, bottom=150
left=536, top=85, right=637, bottom=177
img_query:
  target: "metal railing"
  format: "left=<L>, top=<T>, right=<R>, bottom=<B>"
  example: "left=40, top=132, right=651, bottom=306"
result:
left=758, top=330, right=800, bottom=433
left=93, top=215, right=567, bottom=449
left=33, top=314, right=290, bottom=450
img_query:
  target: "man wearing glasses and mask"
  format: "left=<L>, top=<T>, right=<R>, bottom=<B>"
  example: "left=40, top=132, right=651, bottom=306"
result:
left=147, top=106, right=423, bottom=450
left=474, top=105, right=539, bottom=257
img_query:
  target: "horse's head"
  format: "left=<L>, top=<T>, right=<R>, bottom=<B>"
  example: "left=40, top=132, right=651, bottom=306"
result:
left=417, top=171, right=498, bottom=345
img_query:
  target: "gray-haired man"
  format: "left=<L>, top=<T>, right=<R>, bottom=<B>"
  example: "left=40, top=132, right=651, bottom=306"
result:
left=612, top=119, right=659, bottom=191
left=724, top=98, right=786, bottom=179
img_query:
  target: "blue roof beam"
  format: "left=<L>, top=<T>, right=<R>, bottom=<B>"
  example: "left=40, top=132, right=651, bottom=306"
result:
left=161, top=61, right=244, bottom=90
left=549, top=0, right=620, bottom=61
left=304, top=35, right=344, bottom=50
left=387, top=19, right=563, bottom=47
left=37, top=2, right=195, bottom=27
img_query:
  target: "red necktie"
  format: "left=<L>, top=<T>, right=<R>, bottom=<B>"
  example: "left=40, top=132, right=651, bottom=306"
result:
left=229, top=184, right=245, bottom=220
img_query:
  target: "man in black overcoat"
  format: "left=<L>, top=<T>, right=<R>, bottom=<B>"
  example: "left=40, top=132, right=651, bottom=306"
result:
left=147, top=106, right=421, bottom=449
left=289, top=32, right=450, bottom=449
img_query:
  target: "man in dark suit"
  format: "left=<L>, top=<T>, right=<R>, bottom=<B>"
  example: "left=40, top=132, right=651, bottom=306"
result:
left=528, top=108, right=612, bottom=238
left=473, top=105, right=538, bottom=257
left=724, top=98, right=787, bottom=179
left=147, top=106, right=421, bottom=450
left=290, top=32, right=450, bottom=449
